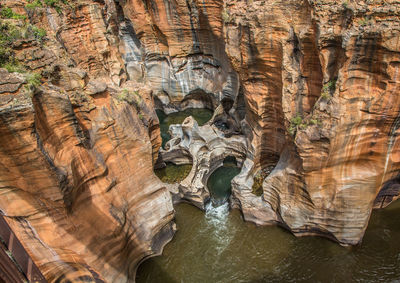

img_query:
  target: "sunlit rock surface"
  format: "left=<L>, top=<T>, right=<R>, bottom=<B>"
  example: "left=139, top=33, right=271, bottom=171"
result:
left=224, top=0, right=400, bottom=245
left=0, top=0, right=174, bottom=281
left=0, top=0, right=399, bottom=281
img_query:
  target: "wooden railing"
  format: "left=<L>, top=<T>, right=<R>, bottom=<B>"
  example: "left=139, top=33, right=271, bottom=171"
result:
left=0, top=215, right=46, bottom=282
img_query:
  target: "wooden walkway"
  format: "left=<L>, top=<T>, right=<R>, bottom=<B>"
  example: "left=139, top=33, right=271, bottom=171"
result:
left=0, top=215, right=46, bottom=283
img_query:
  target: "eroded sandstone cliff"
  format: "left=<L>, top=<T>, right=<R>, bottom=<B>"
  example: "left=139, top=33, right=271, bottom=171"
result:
left=225, top=0, right=400, bottom=245
left=0, top=1, right=175, bottom=281
left=0, top=0, right=399, bottom=281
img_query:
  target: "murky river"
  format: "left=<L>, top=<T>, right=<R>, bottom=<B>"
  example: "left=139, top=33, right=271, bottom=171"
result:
left=141, top=109, right=400, bottom=283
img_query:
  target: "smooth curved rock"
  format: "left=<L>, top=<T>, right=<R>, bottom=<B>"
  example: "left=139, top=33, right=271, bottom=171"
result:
left=161, top=115, right=247, bottom=208
left=225, top=0, right=400, bottom=245
left=1, top=0, right=400, bottom=281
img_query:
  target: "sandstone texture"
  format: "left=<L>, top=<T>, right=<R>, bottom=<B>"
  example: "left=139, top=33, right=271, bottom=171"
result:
left=0, top=0, right=399, bottom=281
left=0, top=1, right=174, bottom=282
left=224, top=0, right=400, bottom=245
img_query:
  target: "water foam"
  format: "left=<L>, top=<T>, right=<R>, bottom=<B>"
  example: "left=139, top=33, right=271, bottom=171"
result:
left=203, top=201, right=233, bottom=255
left=205, top=201, right=229, bottom=225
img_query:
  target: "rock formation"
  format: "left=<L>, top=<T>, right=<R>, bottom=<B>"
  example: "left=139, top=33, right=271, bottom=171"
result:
left=160, top=112, right=247, bottom=208
left=0, top=0, right=399, bottom=281
left=0, top=1, right=175, bottom=281
left=224, top=0, right=400, bottom=245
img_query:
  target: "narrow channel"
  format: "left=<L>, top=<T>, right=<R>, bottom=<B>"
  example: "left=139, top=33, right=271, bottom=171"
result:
left=139, top=109, right=400, bottom=282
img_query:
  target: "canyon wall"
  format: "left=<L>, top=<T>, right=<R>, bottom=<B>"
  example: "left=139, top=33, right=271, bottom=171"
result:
left=0, top=0, right=176, bottom=281
left=225, top=0, right=400, bottom=245
left=0, top=0, right=399, bottom=281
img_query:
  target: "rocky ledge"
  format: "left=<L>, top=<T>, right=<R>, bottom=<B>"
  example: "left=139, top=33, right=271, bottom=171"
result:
left=0, top=0, right=399, bottom=281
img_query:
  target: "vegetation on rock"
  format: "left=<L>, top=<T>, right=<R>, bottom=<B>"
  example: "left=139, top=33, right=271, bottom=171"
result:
left=116, top=89, right=143, bottom=107
left=321, top=79, right=337, bottom=99
left=0, top=21, right=44, bottom=91
left=288, top=113, right=303, bottom=135
left=26, top=0, right=68, bottom=13
left=0, top=7, right=26, bottom=20
left=358, top=17, right=369, bottom=26
left=288, top=112, right=322, bottom=136
left=0, top=21, right=47, bottom=68
left=25, top=73, right=42, bottom=91
left=221, top=9, right=231, bottom=23
left=252, top=166, right=275, bottom=196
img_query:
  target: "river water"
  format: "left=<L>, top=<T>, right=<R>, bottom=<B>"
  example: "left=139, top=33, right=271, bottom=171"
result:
left=155, top=108, right=213, bottom=183
left=137, top=193, right=400, bottom=282
left=140, top=110, right=400, bottom=282
left=156, top=109, right=213, bottom=148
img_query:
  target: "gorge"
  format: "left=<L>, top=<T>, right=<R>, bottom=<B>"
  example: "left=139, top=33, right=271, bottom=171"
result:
left=0, top=0, right=399, bottom=282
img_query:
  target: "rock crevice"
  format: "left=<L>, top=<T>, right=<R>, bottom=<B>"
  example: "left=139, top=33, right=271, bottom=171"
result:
left=0, top=0, right=400, bottom=281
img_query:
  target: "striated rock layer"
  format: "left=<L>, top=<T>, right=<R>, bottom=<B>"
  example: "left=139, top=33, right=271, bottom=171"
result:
left=0, top=0, right=176, bottom=281
left=224, top=0, right=400, bottom=245
left=0, top=0, right=400, bottom=281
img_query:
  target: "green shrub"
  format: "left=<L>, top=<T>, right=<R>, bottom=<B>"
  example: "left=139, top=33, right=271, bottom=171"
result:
left=116, top=89, right=142, bottom=106
left=25, top=0, right=43, bottom=10
left=0, top=22, right=24, bottom=44
left=43, top=0, right=57, bottom=6
left=289, top=115, right=322, bottom=135
left=291, top=114, right=302, bottom=126
left=0, top=21, right=47, bottom=45
left=25, top=73, right=42, bottom=91
left=0, top=46, right=12, bottom=66
left=299, top=122, right=308, bottom=130
left=288, top=113, right=303, bottom=135
left=310, top=119, right=321, bottom=126
left=26, top=0, right=67, bottom=13
left=2, top=61, right=25, bottom=73
left=221, top=9, right=230, bottom=23
left=321, top=79, right=337, bottom=98
left=0, top=23, right=20, bottom=69
left=1, top=7, right=26, bottom=20
left=1, top=7, right=13, bottom=18
left=32, top=26, right=46, bottom=40
left=358, top=17, right=369, bottom=26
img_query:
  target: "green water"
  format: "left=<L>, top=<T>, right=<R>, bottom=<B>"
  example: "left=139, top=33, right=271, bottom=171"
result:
left=145, top=109, right=400, bottom=282
left=137, top=194, right=400, bottom=282
left=155, top=163, right=192, bottom=184
left=157, top=109, right=213, bottom=148
left=207, top=160, right=241, bottom=204
left=154, top=108, right=212, bottom=184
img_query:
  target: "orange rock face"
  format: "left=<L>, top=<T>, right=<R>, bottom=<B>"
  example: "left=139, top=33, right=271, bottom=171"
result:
left=0, top=0, right=174, bottom=281
left=0, top=0, right=400, bottom=281
left=0, top=79, right=175, bottom=281
left=225, top=0, right=400, bottom=244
